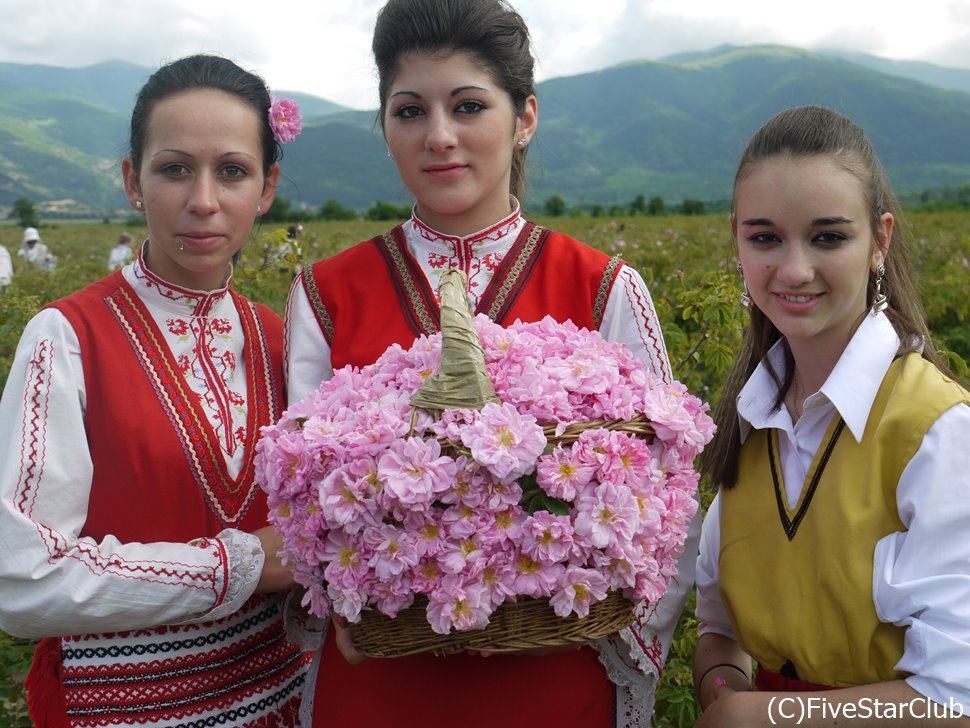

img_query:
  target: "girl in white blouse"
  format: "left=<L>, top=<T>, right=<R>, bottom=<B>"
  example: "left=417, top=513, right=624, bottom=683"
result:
left=693, top=105, right=970, bottom=726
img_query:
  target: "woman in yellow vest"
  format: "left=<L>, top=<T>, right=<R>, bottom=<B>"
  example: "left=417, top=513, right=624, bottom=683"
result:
left=692, top=105, right=970, bottom=726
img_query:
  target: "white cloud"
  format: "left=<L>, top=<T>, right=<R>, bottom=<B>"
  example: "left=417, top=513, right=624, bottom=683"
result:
left=0, top=0, right=967, bottom=109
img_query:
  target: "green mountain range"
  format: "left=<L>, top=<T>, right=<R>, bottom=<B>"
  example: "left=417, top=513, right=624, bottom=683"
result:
left=1, top=46, right=969, bottom=215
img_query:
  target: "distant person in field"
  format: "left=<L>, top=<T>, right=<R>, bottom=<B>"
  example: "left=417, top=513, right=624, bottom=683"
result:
left=106, top=231, right=135, bottom=270
left=285, top=1, right=692, bottom=725
left=18, top=226, right=56, bottom=270
left=0, top=242, right=11, bottom=287
left=275, top=222, right=304, bottom=273
left=693, top=105, right=970, bottom=726
left=0, top=54, right=313, bottom=727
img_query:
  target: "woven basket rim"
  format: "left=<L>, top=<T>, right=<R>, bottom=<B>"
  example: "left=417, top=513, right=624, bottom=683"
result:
left=348, top=590, right=636, bottom=658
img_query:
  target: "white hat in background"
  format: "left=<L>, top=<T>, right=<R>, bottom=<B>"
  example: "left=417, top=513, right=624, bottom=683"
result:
left=22, top=227, right=41, bottom=244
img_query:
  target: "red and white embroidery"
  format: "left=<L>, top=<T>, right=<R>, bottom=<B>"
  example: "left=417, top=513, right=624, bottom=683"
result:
left=410, top=208, right=522, bottom=309
left=59, top=595, right=309, bottom=727
left=15, top=338, right=54, bottom=521
left=105, top=285, right=277, bottom=528
left=620, top=268, right=672, bottom=384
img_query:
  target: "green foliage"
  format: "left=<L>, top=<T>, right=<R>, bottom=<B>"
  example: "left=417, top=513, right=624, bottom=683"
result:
left=366, top=200, right=411, bottom=221
left=907, top=181, right=970, bottom=212
left=0, top=632, right=32, bottom=727
left=630, top=194, right=648, bottom=215
left=319, top=199, right=359, bottom=221
left=262, top=196, right=315, bottom=224
left=652, top=594, right=701, bottom=728
left=678, top=199, right=707, bottom=216
left=543, top=194, right=568, bottom=217
left=9, top=197, right=39, bottom=228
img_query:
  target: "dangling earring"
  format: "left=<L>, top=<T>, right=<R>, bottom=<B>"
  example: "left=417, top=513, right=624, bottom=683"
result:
left=737, top=261, right=752, bottom=309
left=870, top=262, right=888, bottom=315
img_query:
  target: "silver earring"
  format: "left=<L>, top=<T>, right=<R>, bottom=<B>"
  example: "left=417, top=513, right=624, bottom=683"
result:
left=870, top=262, right=888, bottom=315
left=517, top=138, right=526, bottom=147
left=135, top=200, right=143, bottom=210
left=257, top=204, right=262, bottom=214
left=737, top=261, right=752, bottom=309
left=179, top=242, right=185, bottom=251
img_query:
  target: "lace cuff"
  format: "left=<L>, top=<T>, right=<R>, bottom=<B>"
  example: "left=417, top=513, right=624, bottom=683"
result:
left=281, top=588, right=328, bottom=650
left=203, top=529, right=264, bottom=621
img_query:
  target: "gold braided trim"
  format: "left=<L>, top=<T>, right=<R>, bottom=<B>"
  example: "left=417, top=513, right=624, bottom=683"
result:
left=381, top=232, right=439, bottom=334
left=302, top=267, right=334, bottom=343
left=485, top=224, right=545, bottom=321
left=593, top=255, right=624, bottom=330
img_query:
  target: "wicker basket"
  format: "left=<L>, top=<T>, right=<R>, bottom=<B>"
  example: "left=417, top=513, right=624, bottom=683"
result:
left=347, top=270, right=647, bottom=658
left=349, top=589, right=636, bottom=658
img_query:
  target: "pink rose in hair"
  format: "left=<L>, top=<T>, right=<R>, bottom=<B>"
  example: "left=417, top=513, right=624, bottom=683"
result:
left=269, top=96, right=303, bottom=143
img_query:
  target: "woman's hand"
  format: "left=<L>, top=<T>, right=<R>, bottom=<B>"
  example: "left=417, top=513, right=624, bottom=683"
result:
left=253, top=526, right=296, bottom=594
left=694, top=686, right=770, bottom=727
left=333, top=615, right=369, bottom=665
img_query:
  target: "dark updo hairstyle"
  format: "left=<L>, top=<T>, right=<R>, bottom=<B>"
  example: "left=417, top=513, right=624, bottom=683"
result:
left=702, top=105, right=960, bottom=490
left=128, top=54, right=281, bottom=176
left=372, top=0, right=536, bottom=198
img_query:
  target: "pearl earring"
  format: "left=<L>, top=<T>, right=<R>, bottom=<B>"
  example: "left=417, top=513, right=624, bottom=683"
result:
left=135, top=200, right=143, bottom=210
left=517, top=138, right=527, bottom=147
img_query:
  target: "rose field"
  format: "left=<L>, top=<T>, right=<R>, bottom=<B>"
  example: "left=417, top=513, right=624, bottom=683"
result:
left=1, top=211, right=967, bottom=726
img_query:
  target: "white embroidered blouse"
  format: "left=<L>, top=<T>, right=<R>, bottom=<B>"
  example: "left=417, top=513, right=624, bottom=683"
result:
left=0, top=251, right=266, bottom=638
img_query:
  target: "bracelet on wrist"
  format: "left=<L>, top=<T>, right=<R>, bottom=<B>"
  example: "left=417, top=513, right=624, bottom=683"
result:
left=697, top=662, right=749, bottom=694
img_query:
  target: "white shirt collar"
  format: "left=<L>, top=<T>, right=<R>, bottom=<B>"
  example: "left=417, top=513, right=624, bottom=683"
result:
left=123, top=241, right=233, bottom=317
left=405, top=197, right=523, bottom=253
left=737, top=312, right=901, bottom=443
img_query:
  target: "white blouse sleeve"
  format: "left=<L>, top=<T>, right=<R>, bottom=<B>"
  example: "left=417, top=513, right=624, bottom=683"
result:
left=0, top=309, right=256, bottom=639
left=694, top=494, right=735, bottom=638
left=284, top=275, right=334, bottom=405
left=594, top=262, right=700, bottom=717
left=873, top=402, right=970, bottom=712
left=599, top=265, right=672, bottom=384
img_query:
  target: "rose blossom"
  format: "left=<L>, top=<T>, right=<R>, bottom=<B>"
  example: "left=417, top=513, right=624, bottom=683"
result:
left=460, top=402, right=546, bottom=483
left=550, top=566, right=609, bottom=618
left=378, top=436, right=457, bottom=509
left=268, top=96, right=303, bottom=144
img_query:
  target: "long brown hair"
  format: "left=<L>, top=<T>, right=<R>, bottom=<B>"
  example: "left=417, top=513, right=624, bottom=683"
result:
left=701, top=105, right=956, bottom=489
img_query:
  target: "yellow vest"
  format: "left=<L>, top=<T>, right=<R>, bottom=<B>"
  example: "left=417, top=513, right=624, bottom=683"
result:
left=720, top=353, right=969, bottom=686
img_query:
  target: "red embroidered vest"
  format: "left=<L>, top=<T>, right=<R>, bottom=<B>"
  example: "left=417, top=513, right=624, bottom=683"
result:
left=49, top=271, right=284, bottom=541
left=301, top=222, right=624, bottom=369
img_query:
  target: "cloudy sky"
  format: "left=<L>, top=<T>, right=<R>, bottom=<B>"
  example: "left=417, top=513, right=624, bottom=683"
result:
left=2, top=0, right=969, bottom=110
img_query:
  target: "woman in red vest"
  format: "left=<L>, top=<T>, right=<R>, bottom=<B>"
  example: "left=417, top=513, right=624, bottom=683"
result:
left=693, top=106, right=970, bottom=725
left=284, top=1, right=695, bottom=725
left=0, top=55, right=312, bottom=726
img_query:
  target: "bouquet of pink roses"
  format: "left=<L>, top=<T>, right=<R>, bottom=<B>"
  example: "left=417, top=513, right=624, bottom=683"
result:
left=256, top=277, right=713, bottom=653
